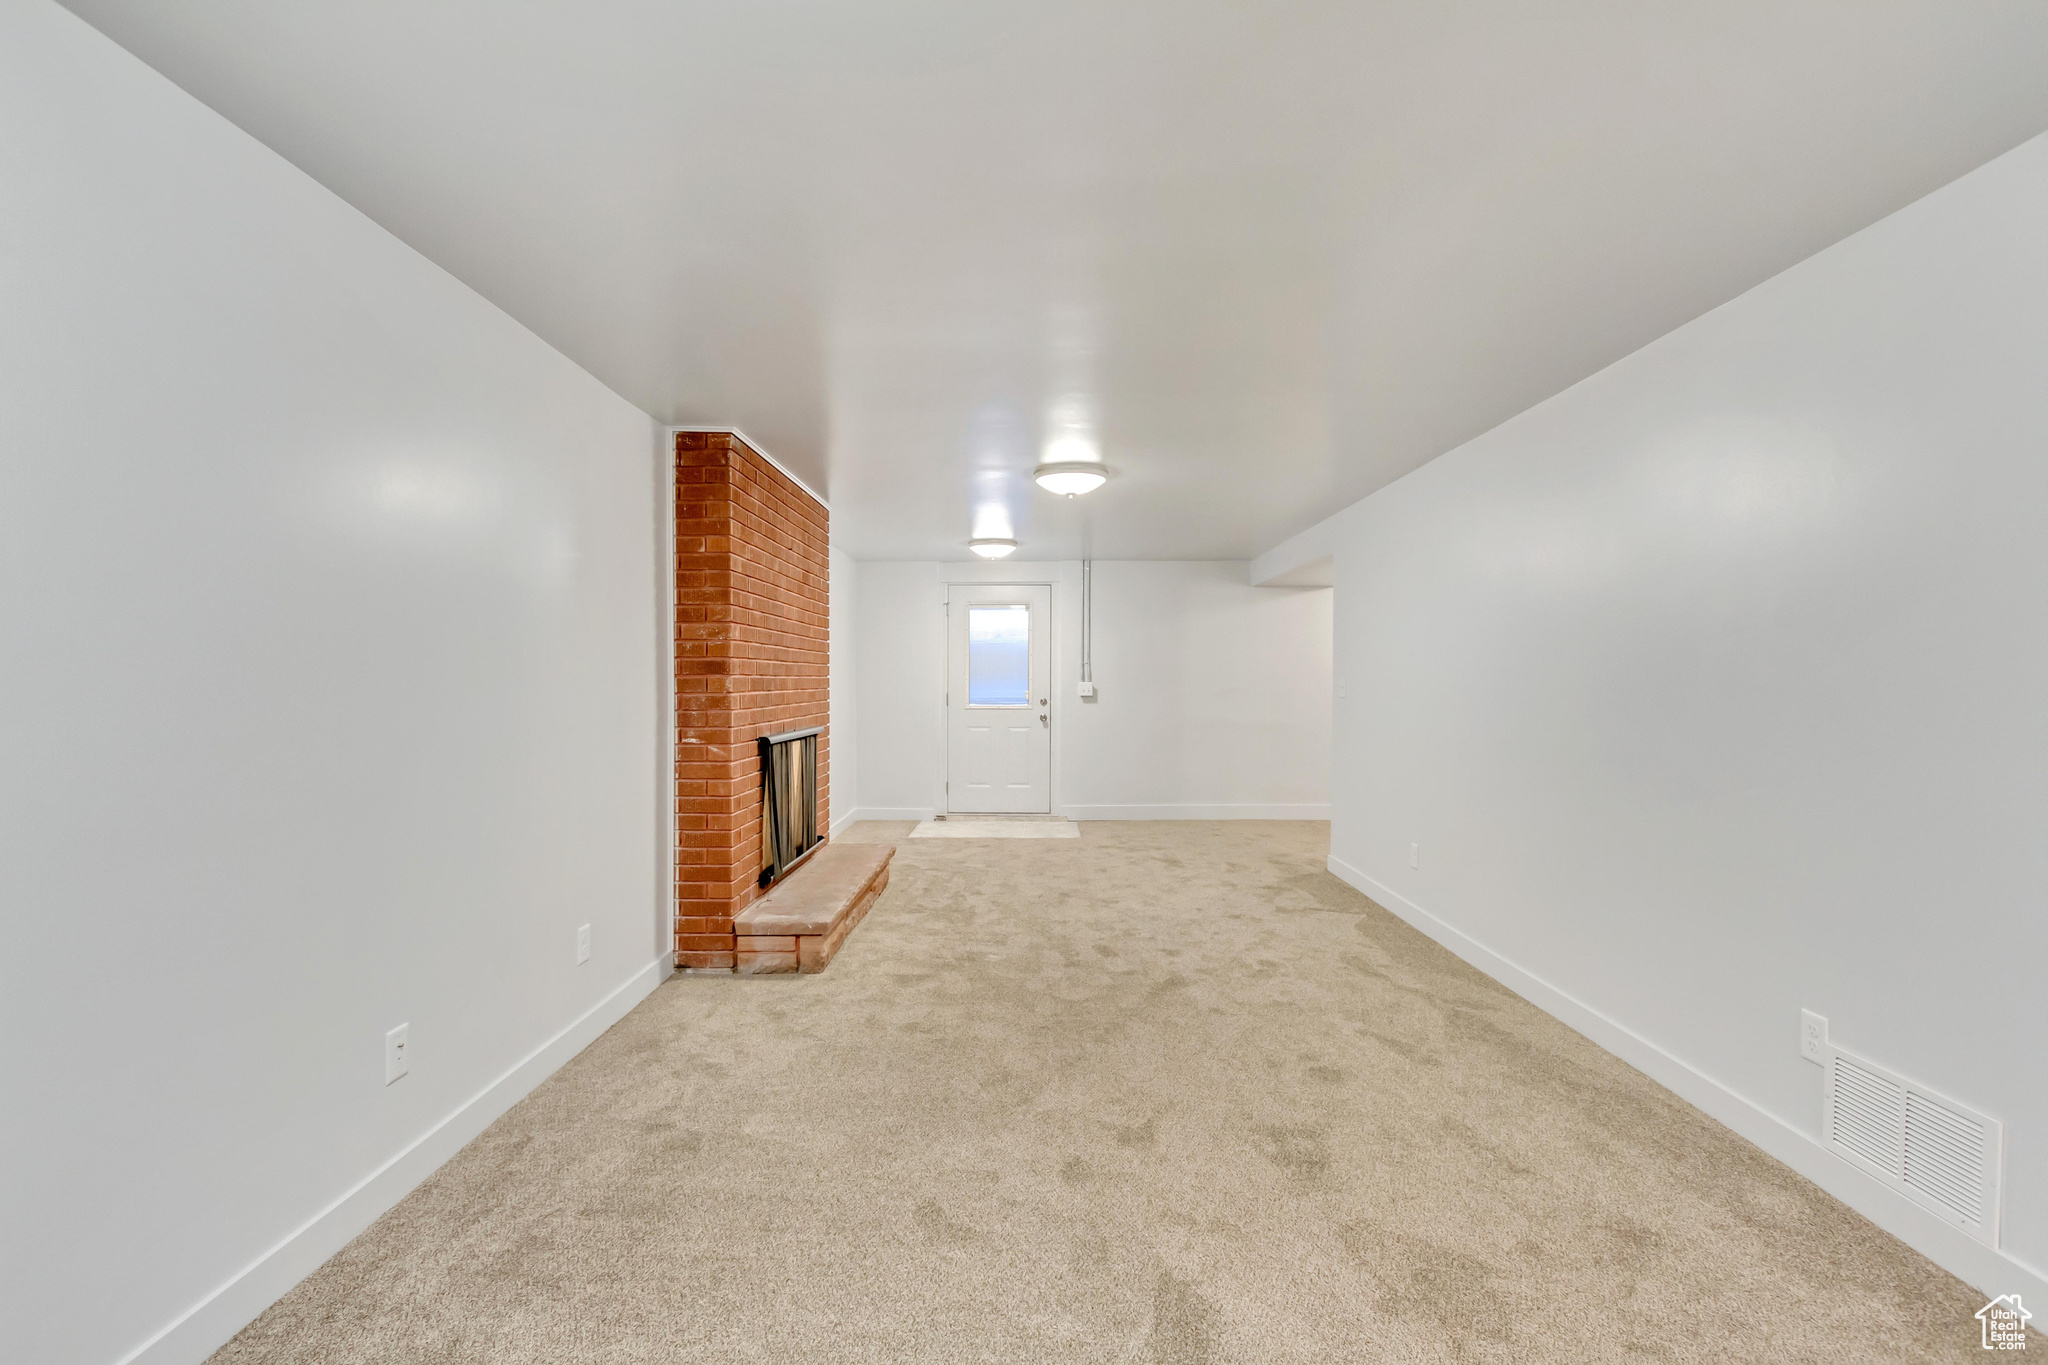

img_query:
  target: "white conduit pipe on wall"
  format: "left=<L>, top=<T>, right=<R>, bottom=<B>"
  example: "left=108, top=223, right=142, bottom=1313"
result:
left=1081, top=558, right=1093, bottom=692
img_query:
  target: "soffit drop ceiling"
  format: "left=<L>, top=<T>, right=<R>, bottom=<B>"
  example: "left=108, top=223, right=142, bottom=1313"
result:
left=58, top=0, right=2048, bottom=560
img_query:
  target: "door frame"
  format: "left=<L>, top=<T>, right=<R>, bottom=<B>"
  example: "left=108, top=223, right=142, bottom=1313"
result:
left=944, top=582, right=1053, bottom=814
left=931, top=562, right=1072, bottom=817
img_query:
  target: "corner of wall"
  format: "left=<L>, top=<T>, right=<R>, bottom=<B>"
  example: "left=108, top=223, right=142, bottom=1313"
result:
left=122, top=960, right=665, bottom=1365
left=1323, top=853, right=2048, bottom=1306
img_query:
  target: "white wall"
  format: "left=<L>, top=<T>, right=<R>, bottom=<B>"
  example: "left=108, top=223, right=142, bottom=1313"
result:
left=1065, top=562, right=1332, bottom=818
left=854, top=561, right=950, bottom=818
left=853, top=559, right=1330, bottom=820
left=829, top=543, right=859, bottom=831
left=1312, top=129, right=2048, bottom=1300
left=0, top=6, right=666, bottom=1364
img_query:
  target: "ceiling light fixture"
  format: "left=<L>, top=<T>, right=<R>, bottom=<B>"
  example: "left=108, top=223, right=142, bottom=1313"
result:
left=968, top=538, right=1018, bottom=558
left=1033, top=462, right=1110, bottom=497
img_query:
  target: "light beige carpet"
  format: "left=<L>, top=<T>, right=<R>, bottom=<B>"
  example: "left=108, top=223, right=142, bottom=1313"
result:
left=211, top=822, right=2029, bottom=1363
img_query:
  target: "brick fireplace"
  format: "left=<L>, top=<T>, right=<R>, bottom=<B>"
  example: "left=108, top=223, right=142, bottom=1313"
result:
left=673, top=431, right=829, bottom=970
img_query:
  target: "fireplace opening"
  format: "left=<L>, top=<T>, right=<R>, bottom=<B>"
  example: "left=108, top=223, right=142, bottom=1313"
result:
left=759, top=726, right=823, bottom=888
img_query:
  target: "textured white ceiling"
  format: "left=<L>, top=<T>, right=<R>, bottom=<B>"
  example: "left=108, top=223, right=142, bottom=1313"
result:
left=59, top=0, right=2048, bottom=559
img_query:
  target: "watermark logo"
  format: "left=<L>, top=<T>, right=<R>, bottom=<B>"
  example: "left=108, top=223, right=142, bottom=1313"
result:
left=1978, top=1294, right=2032, bottom=1351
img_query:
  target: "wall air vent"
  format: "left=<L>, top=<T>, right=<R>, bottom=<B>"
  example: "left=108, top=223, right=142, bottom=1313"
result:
left=1829, top=1054, right=1904, bottom=1173
left=1822, top=1041, right=2002, bottom=1247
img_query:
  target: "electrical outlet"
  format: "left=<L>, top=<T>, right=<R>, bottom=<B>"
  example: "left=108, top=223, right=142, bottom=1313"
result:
left=576, top=923, right=592, bottom=964
left=1408, top=842, right=1418, bottom=870
left=1338, top=683, right=1347, bottom=699
left=384, top=1024, right=409, bottom=1085
left=1077, top=680, right=1096, bottom=698
left=1800, top=1010, right=1828, bottom=1064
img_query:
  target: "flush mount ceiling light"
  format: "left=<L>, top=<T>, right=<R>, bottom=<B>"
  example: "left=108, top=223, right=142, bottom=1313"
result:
left=1033, top=462, right=1111, bottom=497
left=968, top=538, right=1018, bottom=558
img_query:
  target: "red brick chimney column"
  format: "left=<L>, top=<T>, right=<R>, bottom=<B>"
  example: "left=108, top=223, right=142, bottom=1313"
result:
left=674, top=432, right=829, bottom=970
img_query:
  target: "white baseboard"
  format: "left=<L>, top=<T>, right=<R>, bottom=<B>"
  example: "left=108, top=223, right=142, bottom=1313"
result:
left=844, top=806, right=937, bottom=823
left=1324, top=853, right=2046, bottom=1305
left=844, top=804, right=1329, bottom=823
left=828, top=807, right=860, bottom=838
left=1063, top=803, right=1331, bottom=821
left=122, top=958, right=667, bottom=1365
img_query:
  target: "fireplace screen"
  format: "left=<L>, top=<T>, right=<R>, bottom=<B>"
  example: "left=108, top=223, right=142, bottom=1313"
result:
left=758, top=726, right=823, bottom=888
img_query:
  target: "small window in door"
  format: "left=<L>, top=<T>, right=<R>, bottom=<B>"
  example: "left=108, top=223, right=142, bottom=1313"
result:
left=967, top=604, right=1030, bottom=706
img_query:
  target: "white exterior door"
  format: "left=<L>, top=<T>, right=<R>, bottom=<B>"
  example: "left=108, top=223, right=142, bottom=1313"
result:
left=946, top=583, right=1051, bottom=813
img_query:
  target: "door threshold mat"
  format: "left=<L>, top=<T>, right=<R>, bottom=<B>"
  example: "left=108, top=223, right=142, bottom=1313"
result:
left=910, top=820, right=1079, bottom=839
